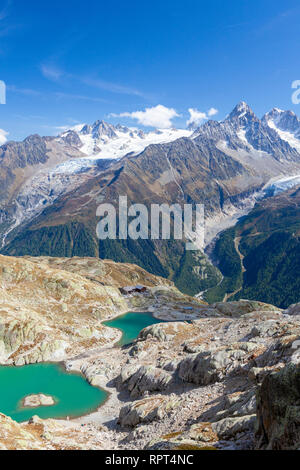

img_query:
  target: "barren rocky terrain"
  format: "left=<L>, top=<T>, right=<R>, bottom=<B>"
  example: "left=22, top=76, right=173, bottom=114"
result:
left=0, top=255, right=300, bottom=450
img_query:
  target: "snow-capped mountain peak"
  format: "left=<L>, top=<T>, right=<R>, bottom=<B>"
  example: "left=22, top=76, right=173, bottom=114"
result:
left=263, top=108, right=300, bottom=152
left=233, top=101, right=249, bottom=113
left=226, top=101, right=258, bottom=126
left=190, top=102, right=300, bottom=166
left=59, top=121, right=192, bottom=161
left=90, top=120, right=118, bottom=140
left=263, top=108, right=300, bottom=133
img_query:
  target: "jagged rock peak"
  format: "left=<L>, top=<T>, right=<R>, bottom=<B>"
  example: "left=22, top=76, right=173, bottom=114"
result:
left=263, top=108, right=300, bottom=135
left=226, top=101, right=258, bottom=124
left=77, top=120, right=132, bottom=139
left=263, top=107, right=285, bottom=119
left=89, top=120, right=117, bottom=139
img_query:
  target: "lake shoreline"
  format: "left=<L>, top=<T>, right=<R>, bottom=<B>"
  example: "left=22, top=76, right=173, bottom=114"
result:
left=0, top=307, right=198, bottom=426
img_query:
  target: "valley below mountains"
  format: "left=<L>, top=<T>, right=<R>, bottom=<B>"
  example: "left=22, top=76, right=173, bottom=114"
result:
left=1, top=102, right=300, bottom=305
left=1, top=102, right=300, bottom=451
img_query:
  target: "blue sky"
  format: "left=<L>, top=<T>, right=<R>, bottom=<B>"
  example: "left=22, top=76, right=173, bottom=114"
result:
left=1, top=0, right=300, bottom=141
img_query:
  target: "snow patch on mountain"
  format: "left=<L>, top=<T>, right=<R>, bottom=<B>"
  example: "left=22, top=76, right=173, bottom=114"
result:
left=263, top=108, right=300, bottom=152
left=60, top=122, right=192, bottom=161
left=266, top=119, right=300, bottom=153
left=204, top=189, right=265, bottom=248
left=264, top=174, right=300, bottom=196
left=49, top=157, right=97, bottom=175
left=205, top=172, right=300, bottom=250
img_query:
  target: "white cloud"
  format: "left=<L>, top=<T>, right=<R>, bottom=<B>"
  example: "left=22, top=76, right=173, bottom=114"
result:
left=54, top=92, right=108, bottom=103
left=187, top=108, right=207, bottom=127
left=41, top=64, right=64, bottom=82
left=40, top=63, right=148, bottom=98
left=83, top=77, right=146, bottom=98
left=208, top=107, right=218, bottom=117
left=0, top=128, right=8, bottom=145
left=187, top=107, right=219, bottom=126
left=112, top=105, right=179, bottom=129
left=54, top=125, right=70, bottom=131
left=7, top=84, right=42, bottom=97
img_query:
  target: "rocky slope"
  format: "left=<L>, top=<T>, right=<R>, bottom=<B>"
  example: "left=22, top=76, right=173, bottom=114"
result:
left=0, top=254, right=175, bottom=365
left=0, top=256, right=300, bottom=450
left=0, top=134, right=89, bottom=245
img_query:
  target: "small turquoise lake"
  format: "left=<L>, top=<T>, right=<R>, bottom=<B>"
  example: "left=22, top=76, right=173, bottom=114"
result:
left=0, top=363, right=107, bottom=423
left=103, top=311, right=164, bottom=347
left=0, top=312, right=164, bottom=423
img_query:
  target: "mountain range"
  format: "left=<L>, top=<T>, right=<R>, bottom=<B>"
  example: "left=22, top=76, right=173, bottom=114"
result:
left=1, top=101, right=300, bottom=306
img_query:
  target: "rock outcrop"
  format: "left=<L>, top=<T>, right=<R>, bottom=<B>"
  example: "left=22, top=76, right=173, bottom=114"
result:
left=119, top=365, right=174, bottom=399
left=119, top=395, right=180, bottom=428
left=0, top=414, right=118, bottom=450
left=256, top=363, right=300, bottom=449
left=22, top=394, right=55, bottom=408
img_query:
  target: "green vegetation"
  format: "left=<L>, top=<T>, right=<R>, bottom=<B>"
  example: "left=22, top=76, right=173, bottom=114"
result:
left=174, top=249, right=222, bottom=297
left=201, top=188, right=300, bottom=308
left=203, top=228, right=243, bottom=303
left=1, top=219, right=222, bottom=298
left=234, top=231, right=300, bottom=308
left=99, top=238, right=168, bottom=278
left=100, top=238, right=221, bottom=297
left=1, top=222, right=98, bottom=258
left=224, top=189, right=300, bottom=308
left=4, top=188, right=300, bottom=309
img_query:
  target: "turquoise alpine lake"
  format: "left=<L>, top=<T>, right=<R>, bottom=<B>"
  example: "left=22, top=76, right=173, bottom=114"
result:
left=0, top=363, right=107, bottom=423
left=0, top=312, right=163, bottom=423
left=103, top=311, right=165, bottom=347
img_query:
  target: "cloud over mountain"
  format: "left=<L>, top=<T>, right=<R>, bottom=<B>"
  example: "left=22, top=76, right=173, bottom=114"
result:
left=187, top=107, right=218, bottom=127
left=0, top=128, right=8, bottom=145
left=111, top=104, right=179, bottom=128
